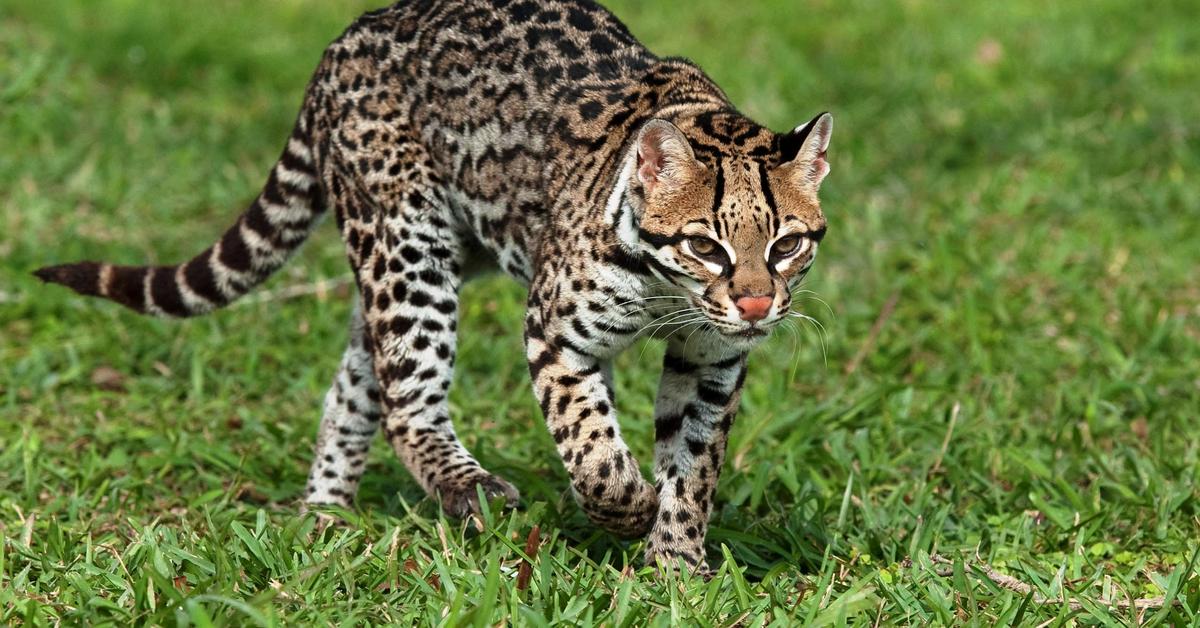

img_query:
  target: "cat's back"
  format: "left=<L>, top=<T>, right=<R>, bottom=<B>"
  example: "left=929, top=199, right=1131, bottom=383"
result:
left=322, top=1, right=666, bottom=196
left=333, top=0, right=657, bottom=102
left=315, top=0, right=680, bottom=271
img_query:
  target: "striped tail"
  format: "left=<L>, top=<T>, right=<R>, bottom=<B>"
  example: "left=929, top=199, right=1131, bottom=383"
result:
left=34, top=117, right=324, bottom=317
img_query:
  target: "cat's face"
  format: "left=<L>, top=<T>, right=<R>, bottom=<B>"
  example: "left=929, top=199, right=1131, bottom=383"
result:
left=626, top=113, right=831, bottom=348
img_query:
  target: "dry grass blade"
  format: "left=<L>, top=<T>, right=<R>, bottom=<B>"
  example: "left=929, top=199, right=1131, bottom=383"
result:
left=20, top=509, right=36, bottom=547
left=928, top=402, right=960, bottom=477
left=516, top=525, right=541, bottom=592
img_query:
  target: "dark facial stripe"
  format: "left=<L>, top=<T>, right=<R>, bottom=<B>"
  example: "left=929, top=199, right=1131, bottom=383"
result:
left=710, top=162, right=725, bottom=215
left=645, top=256, right=686, bottom=286
left=603, top=245, right=648, bottom=275
left=637, top=228, right=683, bottom=249
left=757, top=162, right=778, bottom=214
left=758, top=161, right=781, bottom=234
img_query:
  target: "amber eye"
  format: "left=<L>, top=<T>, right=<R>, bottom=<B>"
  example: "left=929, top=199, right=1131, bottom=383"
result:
left=772, top=235, right=804, bottom=257
left=687, top=236, right=719, bottom=257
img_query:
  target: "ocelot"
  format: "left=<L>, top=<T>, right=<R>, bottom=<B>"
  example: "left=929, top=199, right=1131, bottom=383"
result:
left=35, top=0, right=833, bottom=572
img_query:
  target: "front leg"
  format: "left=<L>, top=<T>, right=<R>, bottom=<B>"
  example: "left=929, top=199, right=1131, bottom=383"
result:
left=645, top=337, right=747, bottom=572
left=524, top=307, right=658, bottom=537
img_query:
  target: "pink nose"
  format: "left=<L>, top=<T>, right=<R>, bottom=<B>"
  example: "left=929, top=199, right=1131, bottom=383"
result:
left=735, top=296, right=773, bottom=322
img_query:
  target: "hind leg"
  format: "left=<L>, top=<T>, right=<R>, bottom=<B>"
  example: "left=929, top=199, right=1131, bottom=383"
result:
left=357, top=195, right=518, bottom=516
left=321, top=88, right=519, bottom=515
left=305, top=302, right=382, bottom=507
left=325, top=142, right=518, bottom=518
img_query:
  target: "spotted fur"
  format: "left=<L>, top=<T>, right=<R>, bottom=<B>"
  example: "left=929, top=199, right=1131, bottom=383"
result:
left=35, top=0, right=833, bottom=572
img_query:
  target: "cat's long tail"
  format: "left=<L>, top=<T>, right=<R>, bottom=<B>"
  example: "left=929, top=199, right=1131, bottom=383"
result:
left=34, top=111, right=325, bottom=318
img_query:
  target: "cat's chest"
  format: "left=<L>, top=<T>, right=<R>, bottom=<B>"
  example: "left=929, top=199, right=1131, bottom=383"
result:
left=551, top=265, right=697, bottom=357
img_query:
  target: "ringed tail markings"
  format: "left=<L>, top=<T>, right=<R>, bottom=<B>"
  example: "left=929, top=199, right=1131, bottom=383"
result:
left=34, top=109, right=325, bottom=318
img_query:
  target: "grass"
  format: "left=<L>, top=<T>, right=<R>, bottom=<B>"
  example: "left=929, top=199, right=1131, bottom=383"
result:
left=2, top=0, right=1198, bottom=624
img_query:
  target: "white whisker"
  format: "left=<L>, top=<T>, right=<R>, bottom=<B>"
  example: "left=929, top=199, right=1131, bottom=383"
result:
left=789, top=288, right=836, bottom=321
left=630, top=307, right=699, bottom=338
left=790, top=312, right=828, bottom=368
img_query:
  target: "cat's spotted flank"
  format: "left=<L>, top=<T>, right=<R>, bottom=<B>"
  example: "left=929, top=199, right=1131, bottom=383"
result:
left=35, top=0, right=833, bottom=573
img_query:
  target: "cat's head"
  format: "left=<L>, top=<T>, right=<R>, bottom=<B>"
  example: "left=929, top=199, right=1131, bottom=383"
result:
left=616, top=111, right=831, bottom=349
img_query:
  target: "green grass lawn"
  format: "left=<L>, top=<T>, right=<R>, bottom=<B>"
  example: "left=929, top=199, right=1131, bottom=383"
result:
left=2, top=0, right=1199, bottom=624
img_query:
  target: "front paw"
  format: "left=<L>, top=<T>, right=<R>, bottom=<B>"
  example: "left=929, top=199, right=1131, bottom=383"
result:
left=436, top=472, right=521, bottom=519
left=644, top=511, right=711, bottom=576
left=299, top=501, right=349, bottom=532
left=644, top=545, right=712, bottom=578
left=578, top=478, right=659, bottom=538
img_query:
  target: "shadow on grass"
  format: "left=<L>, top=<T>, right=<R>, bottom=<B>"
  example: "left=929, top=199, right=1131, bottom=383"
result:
left=353, top=458, right=833, bottom=581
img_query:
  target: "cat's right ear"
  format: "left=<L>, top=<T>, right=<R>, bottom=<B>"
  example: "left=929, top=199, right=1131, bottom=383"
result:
left=635, top=119, right=699, bottom=197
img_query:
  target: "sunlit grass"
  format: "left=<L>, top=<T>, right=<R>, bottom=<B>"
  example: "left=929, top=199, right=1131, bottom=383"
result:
left=1, top=0, right=1198, bottom=624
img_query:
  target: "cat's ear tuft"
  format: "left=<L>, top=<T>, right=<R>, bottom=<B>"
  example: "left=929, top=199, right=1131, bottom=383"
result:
left=635, top=119, right=698, bottom=196
left=780, top=112, right=832, bottom=190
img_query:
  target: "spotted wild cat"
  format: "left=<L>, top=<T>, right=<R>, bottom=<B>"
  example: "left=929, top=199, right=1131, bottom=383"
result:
left=35, top=0, right=832, bottom=572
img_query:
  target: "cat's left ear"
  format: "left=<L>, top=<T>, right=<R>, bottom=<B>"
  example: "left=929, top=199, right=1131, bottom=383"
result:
left=779, top=112, right=832, bottom=190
